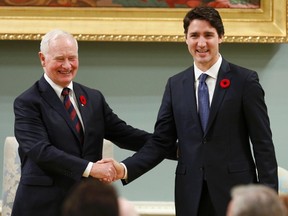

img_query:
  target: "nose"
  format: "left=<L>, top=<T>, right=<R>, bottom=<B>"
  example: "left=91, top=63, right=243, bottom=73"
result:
left=61, top=59, right=71, bottom=69
left=197, top=37, right=206, bottom=47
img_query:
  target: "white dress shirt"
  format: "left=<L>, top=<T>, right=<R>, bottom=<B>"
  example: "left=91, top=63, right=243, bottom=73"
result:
left=194, top=54, right=222, bottom=109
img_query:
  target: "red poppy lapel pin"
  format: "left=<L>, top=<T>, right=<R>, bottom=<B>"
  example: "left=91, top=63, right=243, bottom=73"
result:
left=79, top=95, right=87, bottom=106
left=220, top=79, right=230, bottom=89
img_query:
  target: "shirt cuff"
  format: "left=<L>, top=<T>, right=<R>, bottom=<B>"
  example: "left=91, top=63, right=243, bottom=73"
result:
left=83, top=162, right=93, bottom=177
left=120, top=162, right=128, bottom=179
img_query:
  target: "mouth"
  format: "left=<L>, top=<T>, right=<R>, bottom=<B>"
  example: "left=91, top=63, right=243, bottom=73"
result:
left=197, top=49, right=208, bottom=54
left=58, top=70, right=71, bottom=75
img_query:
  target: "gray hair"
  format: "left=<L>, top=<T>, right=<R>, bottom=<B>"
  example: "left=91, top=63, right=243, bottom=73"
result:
left=229, top=184, right=287, bottom=216
left=40, top=29, right=78, bottom=55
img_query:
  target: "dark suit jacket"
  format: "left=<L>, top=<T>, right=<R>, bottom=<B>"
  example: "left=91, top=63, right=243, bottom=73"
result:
left=123, top=58, right=278, bottom=216
left=12, top=76, right=151, bottom=216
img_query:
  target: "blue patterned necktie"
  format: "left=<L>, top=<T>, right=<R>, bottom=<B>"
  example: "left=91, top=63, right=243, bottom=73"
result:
left=198, top=73, right=210, bottom=132
left=61, top=87, right=84, bottom=143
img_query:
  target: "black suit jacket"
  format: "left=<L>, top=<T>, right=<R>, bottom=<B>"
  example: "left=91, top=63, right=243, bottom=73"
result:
left=123, top=58, right=278, bottom=216
left=12, top=76, right=151, bottom=216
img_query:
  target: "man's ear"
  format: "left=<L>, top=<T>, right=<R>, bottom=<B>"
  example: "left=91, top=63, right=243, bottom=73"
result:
left=38, top=52, right=45, bottom=67
left=219, top=35, right=223, bottom=44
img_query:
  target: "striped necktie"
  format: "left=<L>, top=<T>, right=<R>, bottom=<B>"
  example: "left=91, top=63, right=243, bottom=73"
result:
left=61, top=87, right=84, bottom=143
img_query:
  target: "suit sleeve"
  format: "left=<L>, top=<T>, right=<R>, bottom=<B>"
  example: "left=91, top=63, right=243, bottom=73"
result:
left=243, top=71, right=278, bottom=191
left=98, top=92, right=151, bottom=151
left=100, top=91, right=177, bottom=159
left=122, top=79, right=178, bottom=183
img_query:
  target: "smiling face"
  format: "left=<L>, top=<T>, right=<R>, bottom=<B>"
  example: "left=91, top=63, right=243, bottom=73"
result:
left=39, top=35, right=79, bottom=87
left=186, top=19, right=222, bottom=71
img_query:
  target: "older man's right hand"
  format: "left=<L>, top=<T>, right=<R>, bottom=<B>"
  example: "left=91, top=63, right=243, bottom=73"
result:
left=89, top=160, right=117, bottom=182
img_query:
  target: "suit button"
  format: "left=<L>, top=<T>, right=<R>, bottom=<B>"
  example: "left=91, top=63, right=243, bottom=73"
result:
left=203, top=138, right=207, bottom=144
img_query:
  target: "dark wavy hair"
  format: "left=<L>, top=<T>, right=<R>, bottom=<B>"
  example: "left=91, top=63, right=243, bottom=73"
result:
left=183, top=6, right=224, bottom=38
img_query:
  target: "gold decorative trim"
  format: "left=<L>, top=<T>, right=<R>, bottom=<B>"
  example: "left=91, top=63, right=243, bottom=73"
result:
left=0, top=0, right=287, bottom=43
left=0, top=33, right=185, bottom=42
left=1, top=34, right=287, bottom=43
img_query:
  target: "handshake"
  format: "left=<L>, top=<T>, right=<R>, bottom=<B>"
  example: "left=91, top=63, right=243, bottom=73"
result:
left=89, top=158, right=125, bottom=183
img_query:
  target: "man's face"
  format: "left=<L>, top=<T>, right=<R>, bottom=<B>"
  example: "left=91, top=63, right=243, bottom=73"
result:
left=39, top=36, right=79, bottom=87
left=185, top=19, right=222, bottom=71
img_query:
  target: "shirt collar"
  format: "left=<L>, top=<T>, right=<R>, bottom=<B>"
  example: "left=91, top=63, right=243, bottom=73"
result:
left=194, top=54, right=222, bottom=81
left=44, top=73, right=74, bottom=98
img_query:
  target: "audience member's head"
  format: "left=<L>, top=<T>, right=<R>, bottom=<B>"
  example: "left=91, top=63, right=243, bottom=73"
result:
left=62, top=179, right=119, bottom=216
left=226, top=184, right=287, bottom=216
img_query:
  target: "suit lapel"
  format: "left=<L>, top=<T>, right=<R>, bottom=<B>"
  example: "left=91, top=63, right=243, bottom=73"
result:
left=73, top=83, right=88, bottom=135
left=74, top=83, right=96, bottom=146
left=38, top=76, right=83, bottom=143
left=205, top=59, right=232, bottom=134
left=182, top=67, right=202, bottom=130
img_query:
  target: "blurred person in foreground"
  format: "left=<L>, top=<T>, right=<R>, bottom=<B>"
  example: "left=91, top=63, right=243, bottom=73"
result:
left=12, top=29, right=154, bottom=216
left=226, top=184, right=287, bottom=216
left=62, top=179, right=119, bottom=216
left=101, top=6, right=278, bottom=216
left=62, top=179, right=139, bottom=216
